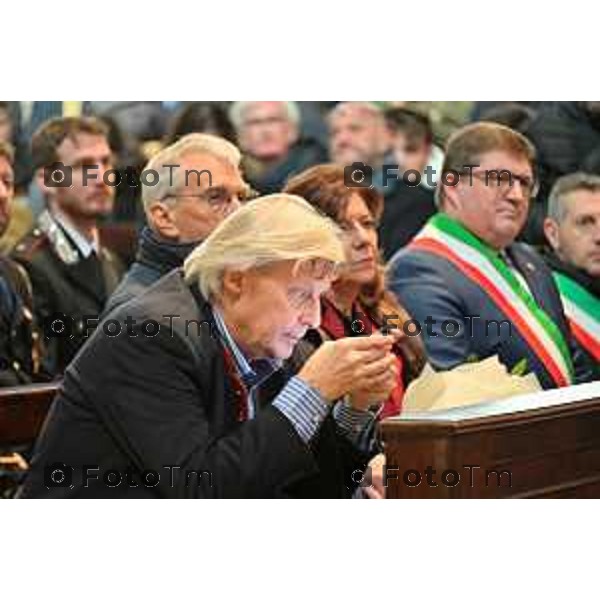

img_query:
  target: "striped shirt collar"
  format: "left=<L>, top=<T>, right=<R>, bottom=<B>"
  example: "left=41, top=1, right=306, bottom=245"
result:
left=211, top=306, right=280, bottom=389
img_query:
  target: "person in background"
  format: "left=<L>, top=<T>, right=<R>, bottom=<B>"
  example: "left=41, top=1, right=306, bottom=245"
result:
left=12, top=117, right=124, bottom=376
left=543, top=173, right=600, bottom=370
left=523, top=102, right=600, bottom=245
left=7, top=102, right=92, bottom=194
left=329, top=102, right=436, bottom=260
left=165, top=102, right=236, bottom=145
left=0, top=103, right=35, bottom=251
left=230, top=101, right=326, bottom=194
left=378, top=107, right=439, bottom=259
left=385, top=107, right=444, bottom=190
left=89, top=102, right=167, bottom=146
left=99, top=114, right=147, bottom=224
left=478, top=102, right=537, bottom=136
left=104, top=133, right=250, bottom=314
left=328, top=102, right=391, bottom=186
left=284, top=164, right=427, bottom=419
left=0, top=141, right=43, bottom=385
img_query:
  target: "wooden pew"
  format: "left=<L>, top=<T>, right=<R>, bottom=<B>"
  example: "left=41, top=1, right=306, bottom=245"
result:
left=0, top=382, right=60, bottom=449
left=0, top=382, right=59, bottom=496
left=381, top=382, right=600, bottom=498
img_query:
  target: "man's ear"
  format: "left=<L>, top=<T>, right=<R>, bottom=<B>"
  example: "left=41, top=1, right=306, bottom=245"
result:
left=221, top=269, right=245, bottom=302
left=440, top=173, right=462, bottom=213
left=147, top=202, right=180, bottom=240
left=543, top=217, right=561, bottom=252
left=34, top=168, right=56, bottom=202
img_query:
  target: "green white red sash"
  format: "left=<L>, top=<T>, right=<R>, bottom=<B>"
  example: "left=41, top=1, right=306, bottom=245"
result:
left=553, top=272, right=600, bottom=362
left=409, top=214, right=575, bottom=387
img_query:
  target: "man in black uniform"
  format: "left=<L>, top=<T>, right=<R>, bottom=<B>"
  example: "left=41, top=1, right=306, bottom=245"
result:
left=0, top=141, right=41, bottom=385
left=12, top=117, right=124, bottom=376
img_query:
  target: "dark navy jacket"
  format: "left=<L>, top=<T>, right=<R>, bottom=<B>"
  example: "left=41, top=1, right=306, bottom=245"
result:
left=103, top=227, right=197, bottom=316
left=387, top=240, right=598, bottom=389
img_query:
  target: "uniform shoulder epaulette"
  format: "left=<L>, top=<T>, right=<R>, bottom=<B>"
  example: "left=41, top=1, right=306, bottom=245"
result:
left=12, top=228, right=53, bottom=263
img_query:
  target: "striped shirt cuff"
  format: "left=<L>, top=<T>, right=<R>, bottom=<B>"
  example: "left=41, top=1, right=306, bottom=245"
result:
left=272, top=376, right=330, bottom=444
left=333, top=400, right=376, bottom=449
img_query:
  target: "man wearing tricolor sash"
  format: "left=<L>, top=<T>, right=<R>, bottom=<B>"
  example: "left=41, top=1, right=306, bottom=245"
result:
left=387, top=123, right=597, bottom=389
left=544, top=173, right=600, bottom=371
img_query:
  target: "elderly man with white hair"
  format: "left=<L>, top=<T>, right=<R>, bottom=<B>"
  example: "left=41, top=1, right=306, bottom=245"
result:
left=104, top=133, right=251, bottom=314
left=229, top=101, right=326, bottom=194
left=19, top=194, right=399, bottom=498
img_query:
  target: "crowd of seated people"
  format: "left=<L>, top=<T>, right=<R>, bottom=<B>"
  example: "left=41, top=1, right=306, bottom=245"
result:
left=0, top=101, right=598, bottom=498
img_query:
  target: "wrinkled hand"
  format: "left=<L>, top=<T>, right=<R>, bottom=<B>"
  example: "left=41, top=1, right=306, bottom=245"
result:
left=297, top=334, right=395, bottom=402
left=346, top=356, right=399, bottom=411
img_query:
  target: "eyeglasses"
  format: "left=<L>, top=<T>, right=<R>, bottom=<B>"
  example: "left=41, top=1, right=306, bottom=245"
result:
left=162, top=185, right=259, bottom=212
left=461, top=170, right=539, bottom=198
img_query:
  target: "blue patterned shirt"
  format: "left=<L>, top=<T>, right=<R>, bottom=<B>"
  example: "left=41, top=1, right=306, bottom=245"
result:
left=211, top=308, right=375, bottom=447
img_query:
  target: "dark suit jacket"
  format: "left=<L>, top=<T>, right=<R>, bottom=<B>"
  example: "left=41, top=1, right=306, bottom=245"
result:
left=12, top=225, right=124, bottom=376
left=18, top=269, right=374, bottom=498
left=378, top=181, right=437, bottom=261
left=387, top=241, right=597, bottom=389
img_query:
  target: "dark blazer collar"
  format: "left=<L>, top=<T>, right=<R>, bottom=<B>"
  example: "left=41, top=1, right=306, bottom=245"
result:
left=505, top=243, right=547, bottom=291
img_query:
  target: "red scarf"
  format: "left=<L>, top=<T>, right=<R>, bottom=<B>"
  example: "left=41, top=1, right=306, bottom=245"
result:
left=221, top=346, right=249, bottom=422
left=319, top=300, right=405, bottom=418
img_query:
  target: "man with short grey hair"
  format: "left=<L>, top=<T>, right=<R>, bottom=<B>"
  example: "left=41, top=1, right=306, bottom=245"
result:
left=230, top=101, right=326, bottom=194
left=104, top=133, right=251, bottom=314
left=329, top=102, right=391, bottom=172
left=543, top=172, right=600, bottom=365
left=329, top=102, right=436, bottom=259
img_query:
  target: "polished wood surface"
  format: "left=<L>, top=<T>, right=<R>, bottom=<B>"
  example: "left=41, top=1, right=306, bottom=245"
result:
left=0, top=383, right=60, bottom=449
left=381, top=382, right=600, bottom=498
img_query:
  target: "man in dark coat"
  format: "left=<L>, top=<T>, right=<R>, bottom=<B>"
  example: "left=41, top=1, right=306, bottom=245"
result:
left=12, top=117, right=124, bottom=376
left=104, top=133, right=249, bottom=315
left=18, top=194, right=398, bottom=498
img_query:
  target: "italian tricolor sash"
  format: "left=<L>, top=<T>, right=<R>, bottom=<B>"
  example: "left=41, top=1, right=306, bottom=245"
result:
left=553, top=272, right=600, bottom=362
left=409, top=214, right=575, bottom=387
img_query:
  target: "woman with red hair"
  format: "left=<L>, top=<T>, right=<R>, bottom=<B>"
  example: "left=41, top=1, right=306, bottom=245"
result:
left=284, top=164, right=427, bottom=418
